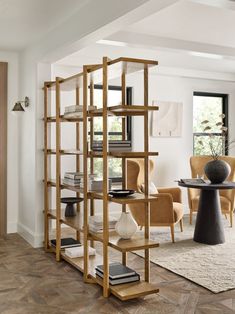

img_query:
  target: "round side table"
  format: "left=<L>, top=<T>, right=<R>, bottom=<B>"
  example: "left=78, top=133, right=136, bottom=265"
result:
left=178, top=181, right=235, bottom=245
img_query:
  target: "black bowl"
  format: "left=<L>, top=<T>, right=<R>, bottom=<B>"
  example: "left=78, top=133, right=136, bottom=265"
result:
left=61, top=197, right=83, bottom=204
left=109, top=189, right=135, bottom=198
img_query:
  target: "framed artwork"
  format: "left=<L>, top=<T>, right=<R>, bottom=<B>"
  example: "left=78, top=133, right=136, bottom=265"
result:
left=151, top=100, right=183, bottom=137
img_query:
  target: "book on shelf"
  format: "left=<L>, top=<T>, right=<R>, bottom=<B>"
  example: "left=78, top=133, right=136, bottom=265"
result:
left=89, top=214, right=117, bottom=233
left=89, top=215, right=117, bottom=226
left=63, top=112, right=83, bottom=118
left=96, top=271, right=140, bottom=285
left=62, top=178, right=81, bottom=186
left=93, top=140, right=131, bottom=145
left=51, top=238, right=81, bottom=249
left=92, top=147, right=132, bottom=152
left=95, top=262, right=137, bottom=279
left=64, top=246, right=96, bottom=258
left=64, top=172, right=97, bottom=180
left=64, top=105, right=97, bottom=113
left=89, top=226, right=116, bottom=233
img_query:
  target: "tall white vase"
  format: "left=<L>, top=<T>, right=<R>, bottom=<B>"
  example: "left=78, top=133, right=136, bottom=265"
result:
left=115, top=212, right=138, bottom=239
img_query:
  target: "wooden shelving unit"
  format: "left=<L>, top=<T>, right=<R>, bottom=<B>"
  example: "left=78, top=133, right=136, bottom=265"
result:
left=44, top=56, right=159, bottom=301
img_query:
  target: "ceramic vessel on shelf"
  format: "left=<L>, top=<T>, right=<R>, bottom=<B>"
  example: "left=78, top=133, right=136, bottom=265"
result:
left=115, top=211, right=138, bottom=239
left=61, top=197, right=83, bottom=217
left=204, top=159, right=231, bottom=184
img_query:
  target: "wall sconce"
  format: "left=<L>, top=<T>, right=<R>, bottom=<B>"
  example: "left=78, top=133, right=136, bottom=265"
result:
left=12, top=96, right=30, bottom=112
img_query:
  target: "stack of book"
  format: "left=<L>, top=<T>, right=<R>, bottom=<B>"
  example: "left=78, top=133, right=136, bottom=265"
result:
left=64, top=105, right=97, bottom=118
left=92, top=140, right=132, bottom=152
left=95, top=262, right=140, bottom=285
left=51, top=237, right=81, bottom=249
left=63, top=172, right=97, bottom=187
left=89, top=215, right=118, bottom=233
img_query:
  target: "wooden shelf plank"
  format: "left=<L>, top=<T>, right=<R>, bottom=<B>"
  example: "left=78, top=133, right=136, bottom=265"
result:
left=92, top=192, right=157, bottom=204
left=88, top=105, right=158, bottom=117
left=48, top=210, right=82, bottom=231
left=61, top=252, right=103, bottom=276
left=110, top=281, right=159, bottom=301
left=46, top=149, right=82, bottom=155
left=46, top=115, right=84, bottom=123
left=91, top=275, right=159, bottom=301
left=89, top=232, right=159, bottom=252
left=88, top=151, right=159, bottom=158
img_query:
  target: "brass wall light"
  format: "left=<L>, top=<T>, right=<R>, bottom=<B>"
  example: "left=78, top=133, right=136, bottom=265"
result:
left=12, top=96, right=30, bottom=112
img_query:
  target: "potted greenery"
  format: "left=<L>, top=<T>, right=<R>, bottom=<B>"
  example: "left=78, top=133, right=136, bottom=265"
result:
left=198, top=114, right=234, bottom=183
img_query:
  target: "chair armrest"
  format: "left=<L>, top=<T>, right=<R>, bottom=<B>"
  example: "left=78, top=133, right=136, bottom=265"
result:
left=150, top=193, right=175, bottom=223
left=157, top=187, right=182, bottom=203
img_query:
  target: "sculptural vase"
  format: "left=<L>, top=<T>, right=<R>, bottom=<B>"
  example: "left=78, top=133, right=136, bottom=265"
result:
left=115, top=212, right=138, bottom=239
left=204, top=159, right=231, bottom=184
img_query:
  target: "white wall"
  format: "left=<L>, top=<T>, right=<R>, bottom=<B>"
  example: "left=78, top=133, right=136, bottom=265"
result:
left=0, top=51, right=19, bottom=233
left=129, top=71, right=235, bottom=208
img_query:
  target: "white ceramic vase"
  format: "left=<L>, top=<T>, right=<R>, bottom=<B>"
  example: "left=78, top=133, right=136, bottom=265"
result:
left=115, top=212, right=138, bottom=239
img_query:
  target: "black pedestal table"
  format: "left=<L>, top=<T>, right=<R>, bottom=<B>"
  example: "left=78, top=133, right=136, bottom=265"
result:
left=178, top=181, right=235, bottom=245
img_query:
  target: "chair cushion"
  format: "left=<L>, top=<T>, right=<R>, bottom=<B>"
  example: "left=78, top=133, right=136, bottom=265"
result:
left=173, top=202, right=184, bottom=222
left=191, top=195, right=231, bottom=213
left=141, top=181, right=158, bottom=194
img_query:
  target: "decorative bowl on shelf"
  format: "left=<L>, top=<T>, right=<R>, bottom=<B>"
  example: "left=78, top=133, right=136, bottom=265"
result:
left=61, top=197, right=83, bottom=217
left=109, top=189, right=135, bottom=198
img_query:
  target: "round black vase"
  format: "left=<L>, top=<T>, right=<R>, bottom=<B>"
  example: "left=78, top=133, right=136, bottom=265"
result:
left=204, top=159, right=231, bottom=184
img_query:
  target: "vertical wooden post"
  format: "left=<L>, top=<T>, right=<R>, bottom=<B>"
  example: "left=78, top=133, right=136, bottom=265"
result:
left=55, top=77, right=62, bottom=262
left=83, top=66, right=89, bottom=282
left=76, top=87, right=80, bottom=241
left=121, top=71, right=127, bottom=266
left=144, top=65, right=150, bottom=282
left=102, top=57, right=110, bottom=297
left=44, top=83, right=49, bottom=251
left=90, top=81, right=94, bottom=216
left=0, top=62, right=7, bottom=238
left=90, top=81, right=95, bottom=248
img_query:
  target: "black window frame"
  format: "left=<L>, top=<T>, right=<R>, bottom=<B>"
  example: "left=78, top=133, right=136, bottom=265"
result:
left=193, top=91, right=228, bottom=156
left=90, top=84, right=133, bottom=182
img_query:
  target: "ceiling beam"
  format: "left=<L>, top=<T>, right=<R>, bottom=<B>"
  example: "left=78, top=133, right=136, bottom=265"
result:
left=105, top=31, right=235, bottom=59
left=38, top=0, right=180, bottom=63
left=189, top=0, right=235, bottom=10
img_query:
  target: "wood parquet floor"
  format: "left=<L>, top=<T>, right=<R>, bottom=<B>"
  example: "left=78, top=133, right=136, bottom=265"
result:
left=0, top=234, right=235, bottom=314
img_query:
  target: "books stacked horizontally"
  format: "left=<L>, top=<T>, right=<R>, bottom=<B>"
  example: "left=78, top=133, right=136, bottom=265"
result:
left=89, top=215, right=118, bottom=233
left=63, top=172, right=97, bottom=187
left=51, top=237, right=81, bottom=249
left=65, top=246, right=96, bottom=259
left=92, top=140, right=132, bottom=152
left=95, top=262, right=140, bottom=285
left=64, top=105, right=97, bottom=118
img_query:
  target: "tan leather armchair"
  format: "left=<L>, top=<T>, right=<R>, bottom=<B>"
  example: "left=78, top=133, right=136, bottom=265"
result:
left=126, top=159, right=184, bottom=242
left=188, top=156, right=235, bottom=226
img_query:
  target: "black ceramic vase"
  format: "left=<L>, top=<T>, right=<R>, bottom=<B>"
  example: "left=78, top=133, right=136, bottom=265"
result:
left=204, top=159, right=231, bottom=184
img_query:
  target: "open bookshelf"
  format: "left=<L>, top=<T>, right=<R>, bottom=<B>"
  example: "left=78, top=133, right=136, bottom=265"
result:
left=44, top=56, right=159, bottom=301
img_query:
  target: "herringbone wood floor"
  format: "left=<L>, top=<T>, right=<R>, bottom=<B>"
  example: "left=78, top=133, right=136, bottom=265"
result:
left=0, top=234, right=235, bottom=314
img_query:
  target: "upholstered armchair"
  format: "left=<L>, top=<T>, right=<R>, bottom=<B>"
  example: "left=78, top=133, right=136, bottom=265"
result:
left=126, top=159, right=184, bottom=242
left=188, top=156, right=235, bottom=226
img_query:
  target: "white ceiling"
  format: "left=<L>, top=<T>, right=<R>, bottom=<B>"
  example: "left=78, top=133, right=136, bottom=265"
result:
left=0, top=0, right=88, bottom=50
left=127, top=0, right=235, bottom=48
left=57, top=0, right=235, bottom=76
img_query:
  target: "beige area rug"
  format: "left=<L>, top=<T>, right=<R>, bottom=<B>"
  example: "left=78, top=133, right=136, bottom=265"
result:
left=135, top=214, right=235, bottom=293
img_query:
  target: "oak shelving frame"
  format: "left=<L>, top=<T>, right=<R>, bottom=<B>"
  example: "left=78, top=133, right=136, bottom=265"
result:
left=44, top=56, right=159, bottom=301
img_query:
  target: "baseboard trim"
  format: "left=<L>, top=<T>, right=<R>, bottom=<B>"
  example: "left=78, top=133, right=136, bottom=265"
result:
left=17, top=222, right=43, bottom=248
left=7, top=221, right=18, bottom=234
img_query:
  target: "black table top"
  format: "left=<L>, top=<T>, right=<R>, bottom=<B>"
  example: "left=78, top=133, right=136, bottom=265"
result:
left=178, top=180, right=235, bottom=190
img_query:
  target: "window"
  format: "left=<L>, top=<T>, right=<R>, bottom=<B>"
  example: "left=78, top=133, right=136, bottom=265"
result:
left=90, top=85, right=132, bottom=182
left=193, top=92, right=228, bottom=156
